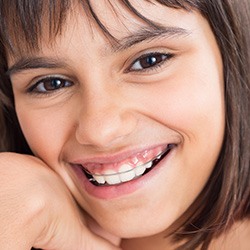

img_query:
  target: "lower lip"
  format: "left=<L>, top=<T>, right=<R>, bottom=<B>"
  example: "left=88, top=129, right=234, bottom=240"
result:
left=71, top=149, right=175, bottom=200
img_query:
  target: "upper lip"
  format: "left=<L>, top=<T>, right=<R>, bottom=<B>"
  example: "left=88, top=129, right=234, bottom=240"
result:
left=69, top=143, right=177, bottom=166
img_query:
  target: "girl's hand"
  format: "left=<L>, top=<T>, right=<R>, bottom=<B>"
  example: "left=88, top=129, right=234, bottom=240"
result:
left=0, top=153, right=121, bottom=250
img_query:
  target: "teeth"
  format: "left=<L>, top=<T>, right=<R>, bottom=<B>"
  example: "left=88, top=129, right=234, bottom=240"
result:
left=92, top=160, right=153, bottom=185
left=119, top=164, right=135, bottom=182
left=119, top=163, right=133, bottom=173
left=89, top=147, right=171, bottom=186
left=144, top=161, right=153, bottom=169
left=104, top=170, right=121, bottom=185
left=135, top=164, right=146, bottom=176
left=92, top=174, right=105, bottom=184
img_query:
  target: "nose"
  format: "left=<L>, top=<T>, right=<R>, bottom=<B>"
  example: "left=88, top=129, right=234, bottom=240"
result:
left=75, top=86, right=137, bottom=149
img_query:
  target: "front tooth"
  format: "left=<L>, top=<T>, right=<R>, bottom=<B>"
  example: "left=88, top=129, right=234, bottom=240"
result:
left=104, top=170, right=121, bottom=185
left=144, top=161, right=153, bottom=169
left=119, top=164, right=135, bottom=182
left=119, top=164, right=133, bottom=173
left=93, top=174, right=105, bottom=184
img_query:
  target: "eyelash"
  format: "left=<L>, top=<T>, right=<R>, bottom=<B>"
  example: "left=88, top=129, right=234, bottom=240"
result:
left=26, top=52, right=173, bottom=95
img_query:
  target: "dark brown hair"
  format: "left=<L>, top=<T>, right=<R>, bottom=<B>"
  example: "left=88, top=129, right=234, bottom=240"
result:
left=0, top=0, right=249, bottom=249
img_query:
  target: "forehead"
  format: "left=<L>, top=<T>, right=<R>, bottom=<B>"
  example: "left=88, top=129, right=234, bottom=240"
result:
left=4, top=0, right=200, bottom=59
left=86, top=1, right=194, bottom=37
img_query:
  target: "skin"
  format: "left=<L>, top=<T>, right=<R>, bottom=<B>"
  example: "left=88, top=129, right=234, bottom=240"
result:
left=8, top=0, right=226, bottom=248
left=0, top=153, right=121, bottom=249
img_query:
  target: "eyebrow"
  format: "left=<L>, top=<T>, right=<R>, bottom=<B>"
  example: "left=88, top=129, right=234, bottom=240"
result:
left=7, top=26, right=190, bottom=76
left=7, top=57, right=68, bottom=76
left=111, top=26, right=191, bottom=52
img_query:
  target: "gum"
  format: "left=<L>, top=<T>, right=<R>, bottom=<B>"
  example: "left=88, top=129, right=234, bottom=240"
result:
left=84, top=146, right=165, bottom=175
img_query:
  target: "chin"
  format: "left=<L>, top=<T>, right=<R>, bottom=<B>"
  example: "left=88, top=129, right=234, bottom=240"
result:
left=97, top=214, right=171, bottom=239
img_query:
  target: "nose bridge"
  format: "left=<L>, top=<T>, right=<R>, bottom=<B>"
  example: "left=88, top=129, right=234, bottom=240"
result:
left=75, top=83, right=135, bottom=148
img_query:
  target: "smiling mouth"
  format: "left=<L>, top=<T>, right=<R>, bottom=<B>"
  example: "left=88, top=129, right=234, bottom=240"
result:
left=79, top=144, right=176, bottom=187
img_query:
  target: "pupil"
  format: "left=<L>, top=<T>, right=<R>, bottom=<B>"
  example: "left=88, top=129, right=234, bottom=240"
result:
left=51, top=79, right=62, bottom=88
left=146, top=56, right=157, bottom=66
left=43, top=78, right=63, bottom=91
left=141, top=55, right=161, bottom=69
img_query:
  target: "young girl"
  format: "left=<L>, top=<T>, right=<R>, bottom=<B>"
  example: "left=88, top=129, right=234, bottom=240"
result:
left=0, top=0, right=249, bottom=249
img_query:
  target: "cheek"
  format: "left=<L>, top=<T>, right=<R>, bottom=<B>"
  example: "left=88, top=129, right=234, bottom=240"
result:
left=136, top=76, right=224, bottom=136
left=140, top=41, right=224, bottom=135
left=132, top=62, right=225, bottom=172
left=16, top=106, right=74, bottom=163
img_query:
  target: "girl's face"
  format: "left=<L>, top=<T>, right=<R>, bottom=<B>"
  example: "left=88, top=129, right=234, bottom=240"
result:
left=9, top=0, right=224, bottom=239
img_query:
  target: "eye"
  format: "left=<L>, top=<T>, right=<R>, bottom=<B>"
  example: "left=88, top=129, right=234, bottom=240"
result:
left=29, top=77, right=73, bottom=93
left=129, top=52, right=173, bottom=72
